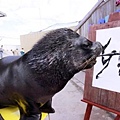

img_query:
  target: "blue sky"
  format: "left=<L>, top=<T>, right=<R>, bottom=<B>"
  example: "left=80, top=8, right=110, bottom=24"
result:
left=0, top=0, right=98, bottom=45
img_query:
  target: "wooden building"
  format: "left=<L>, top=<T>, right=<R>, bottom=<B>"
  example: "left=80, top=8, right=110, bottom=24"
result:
left=75, top=0, right=120, bottom=37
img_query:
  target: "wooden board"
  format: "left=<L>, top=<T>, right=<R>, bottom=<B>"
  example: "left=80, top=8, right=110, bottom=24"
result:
left=83, top=20, right=120, bottom=113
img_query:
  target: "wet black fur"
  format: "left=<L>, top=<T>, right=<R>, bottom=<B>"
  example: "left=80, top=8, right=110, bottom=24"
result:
left=0, top=28, right=102, bottom=120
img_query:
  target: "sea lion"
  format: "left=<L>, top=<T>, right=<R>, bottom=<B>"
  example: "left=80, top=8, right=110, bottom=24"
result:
left=0, top=28, right=102, bottom=120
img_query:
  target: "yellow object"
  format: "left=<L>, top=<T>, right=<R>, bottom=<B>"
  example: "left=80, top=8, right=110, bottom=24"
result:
left=0, top=107, right=48, bottom=120
left=14, top=98, right=28, bottom=114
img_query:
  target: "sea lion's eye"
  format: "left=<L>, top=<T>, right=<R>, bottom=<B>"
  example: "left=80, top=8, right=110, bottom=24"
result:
left=81, top=41, right=92, bottom=50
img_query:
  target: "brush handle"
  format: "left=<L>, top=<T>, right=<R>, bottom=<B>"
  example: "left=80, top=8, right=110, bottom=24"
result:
left=99, top=53, right=120, bottom=57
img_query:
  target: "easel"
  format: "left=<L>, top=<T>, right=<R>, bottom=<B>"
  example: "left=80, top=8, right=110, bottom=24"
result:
left=82, top=18, right=120, bottom=120
left=82, top=99, right=120, bottom=120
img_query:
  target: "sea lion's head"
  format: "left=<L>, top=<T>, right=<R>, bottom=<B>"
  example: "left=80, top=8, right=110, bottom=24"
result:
left=64, top=35, right=102, bottom=71
left=29, top=28, right=102, bottom=74
left=44, top=28, right=102, bottom=73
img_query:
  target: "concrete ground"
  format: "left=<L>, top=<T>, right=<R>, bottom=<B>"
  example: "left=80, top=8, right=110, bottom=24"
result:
left=45, top=71, right=115, bottom=120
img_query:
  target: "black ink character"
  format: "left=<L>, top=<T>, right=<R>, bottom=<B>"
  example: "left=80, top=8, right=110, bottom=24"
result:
left=117, top=52, right=120, bottom=76
left=117, top=63, right=120, bottom=76
left=96, top=38, right=120, bottom=79
left=95, top=38, right=119, bottom=79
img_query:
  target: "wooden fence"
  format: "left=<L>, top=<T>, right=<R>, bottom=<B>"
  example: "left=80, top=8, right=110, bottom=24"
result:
left=76, top=0, right=120, bottom=37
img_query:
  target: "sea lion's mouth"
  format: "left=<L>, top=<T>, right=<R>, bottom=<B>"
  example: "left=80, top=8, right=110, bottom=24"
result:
left=80, top=55, right=97, bottom=69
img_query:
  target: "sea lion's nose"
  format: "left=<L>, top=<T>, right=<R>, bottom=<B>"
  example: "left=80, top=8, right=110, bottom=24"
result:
left=91, top=42, right=103, bottom=55
left=91, top=42, right=102, bottom=50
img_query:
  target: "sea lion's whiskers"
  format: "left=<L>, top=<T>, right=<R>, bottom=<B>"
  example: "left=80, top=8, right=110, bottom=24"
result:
left=80, top=56, right=96, bottom=69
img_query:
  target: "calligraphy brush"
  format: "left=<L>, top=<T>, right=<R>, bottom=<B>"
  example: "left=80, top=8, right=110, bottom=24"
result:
left=99, top=52, right=120, bottom=57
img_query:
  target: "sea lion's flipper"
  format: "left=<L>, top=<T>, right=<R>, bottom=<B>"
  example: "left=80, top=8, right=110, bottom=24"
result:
left=39, top=99, right=55, bottom=113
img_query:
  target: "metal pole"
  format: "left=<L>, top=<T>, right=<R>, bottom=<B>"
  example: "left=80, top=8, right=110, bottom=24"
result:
left=74, top=0, right=105, bottom=32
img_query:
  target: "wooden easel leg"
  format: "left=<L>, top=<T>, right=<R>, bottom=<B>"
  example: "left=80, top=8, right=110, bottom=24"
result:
left=84, top=103, right=93, bottom=120
left=114, top=115, right=120, bottom=120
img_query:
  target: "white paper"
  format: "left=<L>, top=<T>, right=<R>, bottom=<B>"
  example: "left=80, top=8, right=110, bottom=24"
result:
left=92, top=27, right=120, bottom=93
